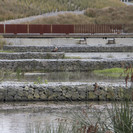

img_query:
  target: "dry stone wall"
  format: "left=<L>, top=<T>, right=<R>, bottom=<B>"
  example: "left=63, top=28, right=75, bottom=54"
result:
left=0, top=84, right=129, bottom=101
left=0, top=52, right=64, bottom=59
left=0, top=59, right=133, bottom=71
left=3, top=45, right=133, bottom=52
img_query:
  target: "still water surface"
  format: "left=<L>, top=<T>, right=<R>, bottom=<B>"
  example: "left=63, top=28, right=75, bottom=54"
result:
left=0, top=101, right=109, bottom=133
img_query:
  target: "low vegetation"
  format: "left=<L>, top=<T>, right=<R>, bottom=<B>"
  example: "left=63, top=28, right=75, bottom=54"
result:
left=27, top=102, right=133, bottom=133
left=0, top=36, right=6, bottom=50
left=93, top=68, right=125, bottom=78
left=2, top=0, right=133, bottom=32
left=94, top=67, right=133, bottom=78
left=0, top=0, right=124, bottom=21
left=29, top=5, right=133, bottom=32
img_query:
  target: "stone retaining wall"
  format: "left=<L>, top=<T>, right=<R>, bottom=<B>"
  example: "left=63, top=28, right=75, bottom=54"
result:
left=0, top=84, right=130, bottom=101
left=0, top=52, right=64, bottom=59
left=3, top=45, right=133, bottom=52
left=0, top=59, right=133, bottom=71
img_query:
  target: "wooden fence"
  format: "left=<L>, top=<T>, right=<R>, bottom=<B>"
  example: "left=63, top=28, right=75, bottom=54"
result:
left=0, top=24, right=123, bottom=34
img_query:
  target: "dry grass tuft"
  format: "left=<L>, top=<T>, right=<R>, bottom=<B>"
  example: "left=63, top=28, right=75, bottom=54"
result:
left=0, top=0, right=125, bottom=21
left=0, top=36, right=6, bottom=50
left=29, top=5, right=133, bottom=32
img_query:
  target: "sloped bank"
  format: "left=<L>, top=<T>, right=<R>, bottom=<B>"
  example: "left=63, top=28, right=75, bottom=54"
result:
left=0, top=83, right=131, bottom=101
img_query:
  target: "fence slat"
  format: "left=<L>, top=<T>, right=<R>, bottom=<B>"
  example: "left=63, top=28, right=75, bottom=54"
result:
left=52, top=25, right=74, bottom=34
left=0, top=24, right=4, bottom=33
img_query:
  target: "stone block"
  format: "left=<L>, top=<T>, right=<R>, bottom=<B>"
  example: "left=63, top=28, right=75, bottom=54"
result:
left=88, top=91, right=97, bottom=100
left=78, top=91, right=86, bottom=100
left=71, top=92, right=80, bottom=100
left=34, top=92, right=40, bottom=99
left=14, top=95, right=22, bottom=100
left=107, top=89, right=116, bottom=100
left=40, top=94, right=47, bottom=100
left=28, top=94, right=34, bottom=100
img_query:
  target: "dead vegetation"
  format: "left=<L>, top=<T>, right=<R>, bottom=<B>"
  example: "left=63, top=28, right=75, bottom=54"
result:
left=0, top=0, right=125, bottom=21
left=29, top=6, right=133, bottom=32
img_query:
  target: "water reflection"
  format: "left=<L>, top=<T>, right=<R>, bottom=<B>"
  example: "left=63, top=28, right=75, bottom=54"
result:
left=0, top=101, right=109, bottom=133
left=1, top=71, right=123, bottom=83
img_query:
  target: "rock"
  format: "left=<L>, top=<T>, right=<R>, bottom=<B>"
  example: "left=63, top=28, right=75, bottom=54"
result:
left=14, top=95, right=22, bottom=100
left=28, top=88, right=34, bottom=94
left=28, top=94, right=34, bottom=100
left=0, top=93, right=4, bottom=100
left=17, top=90, right=24, bottom=97
left=7, top=90, right=16, bottom=97
left=40, top=94, right=47, bottom=100
left=48, top=93, right=59, bottom=100
left=34, top=92, right=40, bottom=99
left=6, top=96, right=14, bottom=101
left=79, top=91, right=86, bottom=100
left=88, top=91, right=97, bottom=100
left=72, top=92, right=80, bottom=100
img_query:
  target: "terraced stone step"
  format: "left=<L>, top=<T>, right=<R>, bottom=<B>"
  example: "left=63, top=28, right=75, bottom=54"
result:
left=3, top=45, right=133, bottom=52
left=0, top=58, right=132, bottom=71
left=0, top=82, right=127, bottom=101
left=0, top=52, right=64, bottom=59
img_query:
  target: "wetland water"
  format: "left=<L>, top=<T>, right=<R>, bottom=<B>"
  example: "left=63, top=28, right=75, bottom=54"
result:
left=1, top=71, right=125, bottom=85
left=0, top=101, right=109, bottom=133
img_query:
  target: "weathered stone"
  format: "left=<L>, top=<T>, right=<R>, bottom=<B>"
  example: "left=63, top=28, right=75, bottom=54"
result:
left=79, top=91, right=86, bottom=99
left=17, top=90, right=24, bottom=97
left=23, top=91, right=29, bottom=96
left=65, top=91, right=72, bottom=99
left=3, top=45, right=133, bottom=53
left=34, top=92, right=40, bottom=99
left=14, top=95, right=22, bottom=100
left=0, top=51, right=65, bottom=59
left=0, top=84, right=127, bottom=101
left=48, top=93, right=59, bottom=100
left=28, top=88, right=34, bottom=94
left=107, top=89, right=116, bottom=100
left=0, top=57, right=133, bottom=71
left=39, top=91, right=45, bottom=95
left=7, top=90, right=16, bottom=96
left=98, top=90, right=107, bottom=100
left=40, top=94, right=47, bottom=100
left=6, top=96, right=14, bottom=101
left=71, top=92, right=80, bottom=100
left=28, top=94, right=34, bottom=100
left=57, top=96, right=66, bottom=100
left=35, top=89, right=39, bottom=94
left=0, top=93, right=4, bottom=100
left=88, top=91, right=97, bottom=100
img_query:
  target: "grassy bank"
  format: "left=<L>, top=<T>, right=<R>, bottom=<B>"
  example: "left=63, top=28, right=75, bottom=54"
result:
left=0, top=0, right=124, bottom=21
left=93, top=67, right=132, bottom=78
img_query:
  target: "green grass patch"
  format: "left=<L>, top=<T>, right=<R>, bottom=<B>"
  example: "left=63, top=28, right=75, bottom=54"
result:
left=93, top=67, right=128, bottom=78
left=0, top=50, right=14, bottom=53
